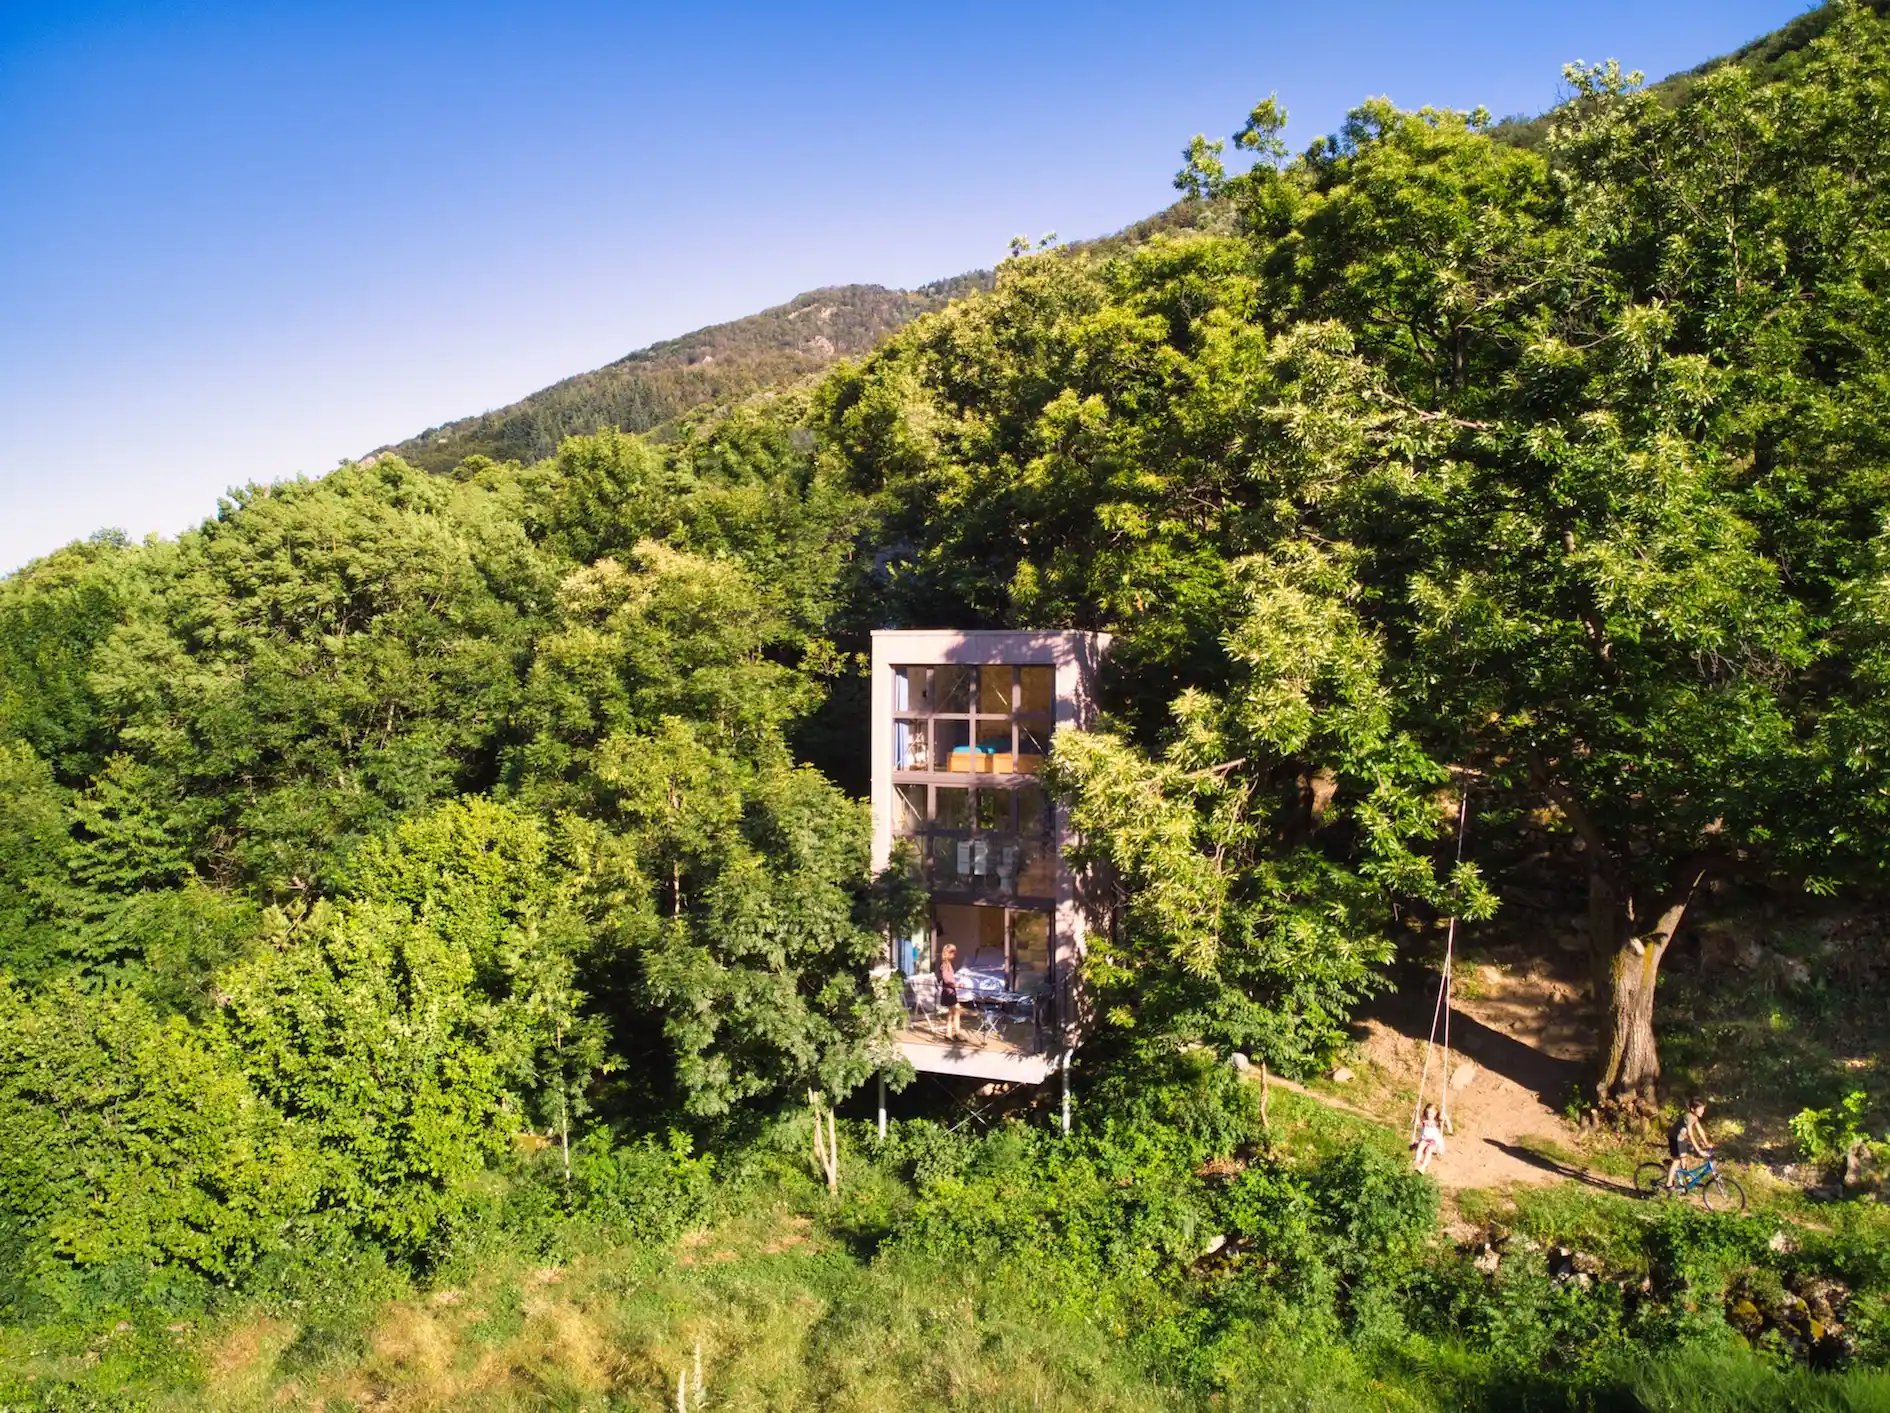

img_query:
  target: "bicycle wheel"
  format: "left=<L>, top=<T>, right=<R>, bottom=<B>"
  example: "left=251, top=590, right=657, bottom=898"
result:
left=1701, top=1173, right=1746, bottom=1214
left=1635, top=1161, right=1672, bottom=1199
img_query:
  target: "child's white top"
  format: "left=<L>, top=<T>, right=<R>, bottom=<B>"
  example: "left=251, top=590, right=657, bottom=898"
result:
left=1420, top=1120, right=1444, bottom=1145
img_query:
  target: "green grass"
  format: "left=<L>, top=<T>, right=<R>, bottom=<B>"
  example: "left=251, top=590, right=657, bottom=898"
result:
left=26, top=1227, right=1882, bottom=1413
left=1264, top=1084, right=1411, bottom=1166
left=1, top=1212, right=1181, bottom=1412
left=1455, top=1181, right=1654, bottom=1264
left=4, top=1146, right=1888, bottom=1413
left=1661, top=951, right=1890, bottom=1165
left=4, top=1030, right=1888, bottom=1413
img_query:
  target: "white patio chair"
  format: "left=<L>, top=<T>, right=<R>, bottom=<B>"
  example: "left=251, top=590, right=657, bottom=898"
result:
left=904, top=972, right=945, bottom=1034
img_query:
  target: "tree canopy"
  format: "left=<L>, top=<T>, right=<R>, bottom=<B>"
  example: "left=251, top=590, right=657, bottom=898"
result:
left=2, top=0, right=1888, bottom=1310
left=817, top=1, right=1890, bottom=1098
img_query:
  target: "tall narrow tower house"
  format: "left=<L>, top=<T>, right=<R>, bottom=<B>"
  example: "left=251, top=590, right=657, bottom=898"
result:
left=870, top=629, right=1110, bottom=1085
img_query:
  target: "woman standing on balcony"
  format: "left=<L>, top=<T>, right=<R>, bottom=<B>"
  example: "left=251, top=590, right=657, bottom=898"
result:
left=939, top=942, right=963, bottom=1041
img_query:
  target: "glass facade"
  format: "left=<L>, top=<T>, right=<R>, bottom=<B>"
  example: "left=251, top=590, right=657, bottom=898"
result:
left=892, top=666, right=1053, bottom=776
left=925, top=901, right=1054, bottom=993
left=890, top=662, right=1061, bottom=993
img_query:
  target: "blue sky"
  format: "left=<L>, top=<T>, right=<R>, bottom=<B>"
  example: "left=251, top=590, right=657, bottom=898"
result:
left=0, top=0, right=1805, bottom=572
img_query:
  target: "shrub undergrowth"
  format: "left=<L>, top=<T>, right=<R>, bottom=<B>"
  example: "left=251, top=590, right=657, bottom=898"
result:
left=2, top=1058, right=1889, bottom=1410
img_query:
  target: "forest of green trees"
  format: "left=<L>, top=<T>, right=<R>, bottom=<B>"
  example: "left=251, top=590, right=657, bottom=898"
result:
left=5, top=4, right=1890, bottom=1408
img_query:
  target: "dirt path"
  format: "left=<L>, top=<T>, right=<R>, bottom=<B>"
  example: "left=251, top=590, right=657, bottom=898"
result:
left=1272, top=959, right=1605, bottom=1193
left=1349, top=1016, right=1574, bottom=1190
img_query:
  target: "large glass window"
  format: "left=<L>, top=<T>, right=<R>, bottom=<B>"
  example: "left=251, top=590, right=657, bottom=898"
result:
left=934, top=718, right=972, bottom=771
left=934, top=786, right=971, bottom=830
left=893, top=663, right=1057, bottom=778
left=975, top=789, right=1008, bottom=831
left=891, top=664, right=1059, bottom=902
left=935, top=665, right=974, bottom=713
left=893, top=784, right=926, bottom=836
left=914, top=809, right=1055, bottom=901
left=1016, top=785, right=1048, bottom=838
left=1020, top=666, right=1053, bottom=715
left=994, top=838, right=1020, bottom=892
left=1013, top=910, right=1051, bottom=994
left=979, top=665, right=1013, bottom=713
left=931, top=835, right=967, bottom=886
left=893, top=667, right=928, bottom=712
left=975, top=720, right=1012, bottom=771
left=1016, top=839, right=1055, bottom=896
left=932, top=903, right=1054, bottom=993
left=894, top=720, right=929, bottom=770
left=1016, top=717, right=1051, bottom=772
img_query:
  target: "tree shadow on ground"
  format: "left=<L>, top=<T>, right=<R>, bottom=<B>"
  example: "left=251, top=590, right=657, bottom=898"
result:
left=1361, top=983, right=1589, bottom=1112
left=1484, top=1139, right=1639, bottom=1197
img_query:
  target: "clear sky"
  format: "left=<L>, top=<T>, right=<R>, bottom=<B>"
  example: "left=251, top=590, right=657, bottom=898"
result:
left=0, top=0, right=1806, bottom=573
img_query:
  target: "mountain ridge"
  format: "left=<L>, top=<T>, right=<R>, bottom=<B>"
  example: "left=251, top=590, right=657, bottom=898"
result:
left=373, top=274, right=993, bottom=473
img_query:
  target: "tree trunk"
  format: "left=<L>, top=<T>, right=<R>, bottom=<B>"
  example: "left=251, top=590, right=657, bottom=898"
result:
left=1590, top=862, right=1708, bottom=1104
left=1595, top=937, right=1663, bottom=1102
left=1527, top=754, right=1712, bottom=1107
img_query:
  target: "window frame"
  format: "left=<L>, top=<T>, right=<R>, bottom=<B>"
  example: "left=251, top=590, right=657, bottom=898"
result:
left=930, top=901, right=1056, bottom=992
left=889, top=662, right=1058, bottom=905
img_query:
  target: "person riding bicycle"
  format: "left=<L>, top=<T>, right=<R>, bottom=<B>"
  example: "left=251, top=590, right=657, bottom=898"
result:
left=1665, top=1097, right=1712, bottom=1190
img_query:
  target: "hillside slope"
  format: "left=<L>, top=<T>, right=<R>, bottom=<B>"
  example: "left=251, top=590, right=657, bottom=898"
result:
left=369, top=200, right=1240, bottom=476
left=375, top=275, right=991, bottom=473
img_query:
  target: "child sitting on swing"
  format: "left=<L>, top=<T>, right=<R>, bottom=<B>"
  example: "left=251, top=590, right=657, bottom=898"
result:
left=1413, top=1103, right=1451, bottom=1173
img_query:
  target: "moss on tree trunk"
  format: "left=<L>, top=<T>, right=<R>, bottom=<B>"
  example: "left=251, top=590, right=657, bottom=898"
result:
left=1588, top=863, right=1708, bottom=1104
left=1596, top=940, right=1664, bottom=1101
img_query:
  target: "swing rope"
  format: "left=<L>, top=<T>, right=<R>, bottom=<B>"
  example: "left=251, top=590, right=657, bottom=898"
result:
left=1411, top=784, right=1471, bottom=1141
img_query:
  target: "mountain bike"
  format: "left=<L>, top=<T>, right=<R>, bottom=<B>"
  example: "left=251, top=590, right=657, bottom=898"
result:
left=1634, top=1151, right=1747, bottom=1213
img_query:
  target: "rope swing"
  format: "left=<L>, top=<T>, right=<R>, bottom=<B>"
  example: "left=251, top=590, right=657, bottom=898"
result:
left=1411, top=783, right=1471, bottom=1143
